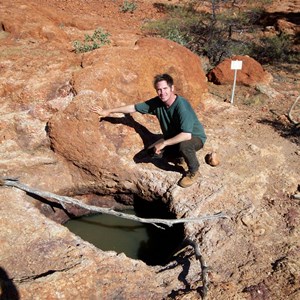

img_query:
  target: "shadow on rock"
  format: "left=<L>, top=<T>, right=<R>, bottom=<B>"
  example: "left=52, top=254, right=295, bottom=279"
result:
left=133, top=149, right=180, bottom=172
left=258, top=118, right=300, bottom=146
left=159, top=253, right=205, bottom=298
left=101, top=115, right=180, bottom=173
left=0, top=267, right=20, bottom=300
left=101, top=114, right=161, bottom=148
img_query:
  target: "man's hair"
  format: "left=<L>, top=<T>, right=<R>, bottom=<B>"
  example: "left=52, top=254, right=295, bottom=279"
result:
left=153, top=73, right=174, bottom=88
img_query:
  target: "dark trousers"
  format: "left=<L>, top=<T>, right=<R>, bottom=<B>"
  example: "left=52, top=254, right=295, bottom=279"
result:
left=148, top=136, right=203, bottom=173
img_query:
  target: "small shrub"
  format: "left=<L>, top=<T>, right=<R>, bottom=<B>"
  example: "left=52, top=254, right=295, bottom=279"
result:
left=120, top=1, right=137, bottom=13
left=250, top=34, right=294, bottom=63
left=165, top=27, right=190, bottom=46
left=73, top=28, right=111, bottom=53
left=142, top=5, right=196, bottom=46
left=243, top=93, right=268, bottom=106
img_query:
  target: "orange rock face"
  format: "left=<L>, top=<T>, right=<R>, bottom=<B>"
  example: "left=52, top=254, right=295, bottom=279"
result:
left=75, top=37, right=208, bottom=107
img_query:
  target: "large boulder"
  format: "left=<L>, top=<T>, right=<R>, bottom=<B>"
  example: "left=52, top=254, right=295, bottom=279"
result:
left=207, top=55, right=273, bottom=86
left=76, top=37, right=208, bottom=107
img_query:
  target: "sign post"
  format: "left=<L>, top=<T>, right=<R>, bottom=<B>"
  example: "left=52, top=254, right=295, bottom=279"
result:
left=230, top=60, right=243, bottom=105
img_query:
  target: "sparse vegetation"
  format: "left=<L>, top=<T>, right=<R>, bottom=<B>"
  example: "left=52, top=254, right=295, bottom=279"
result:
left=73, top=28, right=111, bottom=53
left=120, top=1, right=137, bottom=13
left=250, top=34, right=296, bottom=63
left=243, top=93, right=268, bottom=106
left=143, top=0, right=299, bottom=67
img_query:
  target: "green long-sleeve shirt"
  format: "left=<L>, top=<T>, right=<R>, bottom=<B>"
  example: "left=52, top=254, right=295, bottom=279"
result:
left=135, top=95, right=206, bottom=144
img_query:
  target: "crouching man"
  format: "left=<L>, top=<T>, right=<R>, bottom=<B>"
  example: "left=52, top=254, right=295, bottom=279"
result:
left=91, top=73, right=206, bottom=188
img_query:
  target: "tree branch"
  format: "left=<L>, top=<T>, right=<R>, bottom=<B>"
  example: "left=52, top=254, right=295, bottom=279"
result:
left=1, top=178, right=229, bottom=227
left=186, top=238, right=209, bottom=299
left=288, top=95, right=300, bottom=125
left=293, top=193, right=300, bottom=200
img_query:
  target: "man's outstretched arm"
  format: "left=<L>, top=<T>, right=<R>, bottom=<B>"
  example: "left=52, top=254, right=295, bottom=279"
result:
left=91, top=104, right=136, bottom=119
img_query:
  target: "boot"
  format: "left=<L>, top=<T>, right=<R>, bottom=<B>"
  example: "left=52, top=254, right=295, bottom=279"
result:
left=178, top=171, right=200, bottom=188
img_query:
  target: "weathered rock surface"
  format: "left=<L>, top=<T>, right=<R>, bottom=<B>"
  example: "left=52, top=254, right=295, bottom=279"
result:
left=0, top=188, right=183, bottom=300
left=0, top=0, right=299, bottom=299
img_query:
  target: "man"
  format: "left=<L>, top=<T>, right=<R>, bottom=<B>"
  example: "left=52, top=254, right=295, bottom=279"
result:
left=91, top=73, right=206, bottom=188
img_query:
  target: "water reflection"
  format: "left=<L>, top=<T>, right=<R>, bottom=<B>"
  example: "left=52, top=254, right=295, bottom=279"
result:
left=65, top=210, right=149, bottom=259
left=65, top=205, right=184, bottom=266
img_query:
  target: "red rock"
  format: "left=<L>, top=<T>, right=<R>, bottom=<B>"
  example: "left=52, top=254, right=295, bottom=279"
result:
left=78, top=37, right=208, bottom=107
left=207, top=55, right=273, bottom=86
left=277, top=19, right=299, bottom=35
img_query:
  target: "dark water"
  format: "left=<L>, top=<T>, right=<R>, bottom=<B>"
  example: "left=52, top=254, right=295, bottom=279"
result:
left=65, top=210, right=147, bottom=259
left=65, top=200, right=184, bottom=266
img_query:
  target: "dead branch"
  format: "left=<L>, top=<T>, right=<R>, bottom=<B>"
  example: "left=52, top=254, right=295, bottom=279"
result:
left=288, top=94, right=300, bottom=125
left=293, top=193, right=300, bottom=200
left=1, top=178, right=228, bottom=228
left=186, top=238, right=209, bottom=299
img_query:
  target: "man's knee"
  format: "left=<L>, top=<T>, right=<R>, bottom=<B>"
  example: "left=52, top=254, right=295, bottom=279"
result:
left=179, top=137, right=203, bottom=153
left=179, top=140, right=195, bottom=154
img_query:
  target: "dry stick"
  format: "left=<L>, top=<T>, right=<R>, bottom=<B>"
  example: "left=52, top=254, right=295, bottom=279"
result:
left=186, top=238, right=209, bottom=299
left=1, top=178, right=228, bottom=228
left=288, top=94, right=300, bottom=125
left=293, top=193, right=300, bottom=200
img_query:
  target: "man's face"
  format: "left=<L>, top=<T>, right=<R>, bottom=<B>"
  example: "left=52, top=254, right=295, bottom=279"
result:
left=155, top=80, right=174, bottom=103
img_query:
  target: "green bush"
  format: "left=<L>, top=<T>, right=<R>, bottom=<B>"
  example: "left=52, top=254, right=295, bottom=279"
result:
left=73, top=28, right=111, bottom=53
left=143, top=3, right=233, bottom=64
left=142, top=4, right=197, bottom=47
left=120, top=1, right=137, bottom=13
left=165, top=27, right=190, bottom=46
left=250, top=34, right=296, bottom=63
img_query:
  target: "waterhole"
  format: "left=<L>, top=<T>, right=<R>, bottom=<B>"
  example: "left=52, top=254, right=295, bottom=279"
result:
left=65, top=197, right=184, bottom=266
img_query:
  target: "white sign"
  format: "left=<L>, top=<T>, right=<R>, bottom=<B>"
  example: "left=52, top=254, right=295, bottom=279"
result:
left=231, top=60, right=243, bottom=70
left=230, top=60, right=243, bottom=104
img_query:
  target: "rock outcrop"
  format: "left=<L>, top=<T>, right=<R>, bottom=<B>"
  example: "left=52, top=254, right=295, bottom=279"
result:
left=207, top=55, right=273, bottom=86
